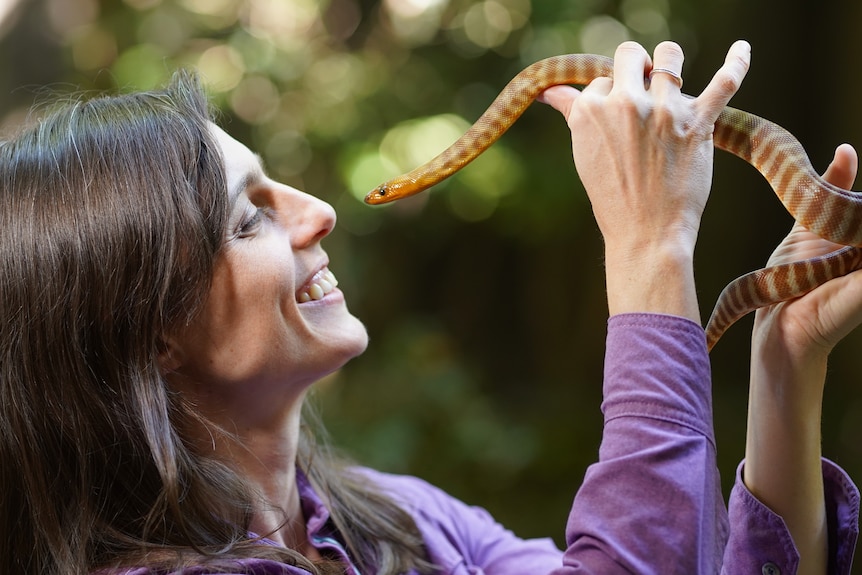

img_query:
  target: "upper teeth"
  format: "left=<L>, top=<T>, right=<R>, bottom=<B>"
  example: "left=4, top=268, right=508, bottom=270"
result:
left=298, top=269, right=338, bottom=302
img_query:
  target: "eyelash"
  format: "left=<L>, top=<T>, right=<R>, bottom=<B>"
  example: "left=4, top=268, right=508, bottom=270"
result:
left=237, top=207, right=265, bottom=237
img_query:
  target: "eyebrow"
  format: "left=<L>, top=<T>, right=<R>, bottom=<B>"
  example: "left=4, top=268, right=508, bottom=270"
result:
left=228, top=153, right=266, bottom=212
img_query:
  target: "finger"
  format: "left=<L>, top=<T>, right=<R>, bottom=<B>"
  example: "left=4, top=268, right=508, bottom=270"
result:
left=648, top=41, right=685, bottom=96
left=694, top=40, right=751, bottom=125
left=537, top=85, right=581, bottom=118
left=822, top=143, right=858, bottom=188
left=611, top=41, right=651, bottom=94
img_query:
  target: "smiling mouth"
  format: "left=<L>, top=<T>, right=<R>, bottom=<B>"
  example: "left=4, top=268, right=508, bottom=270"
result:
left=298, top=268, right=339, bottom=302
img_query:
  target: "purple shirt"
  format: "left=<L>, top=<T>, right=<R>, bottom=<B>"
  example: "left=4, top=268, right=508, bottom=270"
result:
left=113, top=313, right=859, bottom=574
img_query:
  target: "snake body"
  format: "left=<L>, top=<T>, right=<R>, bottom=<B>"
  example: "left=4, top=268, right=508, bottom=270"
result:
left=364, top=54, right=862, bottom=350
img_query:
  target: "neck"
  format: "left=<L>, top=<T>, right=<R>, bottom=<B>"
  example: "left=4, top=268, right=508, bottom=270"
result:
left=227, top=401, right=318, bottom=552
left=184, top=386, right=319, bottom=554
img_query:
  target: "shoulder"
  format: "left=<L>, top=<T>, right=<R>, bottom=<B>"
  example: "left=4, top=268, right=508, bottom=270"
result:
left=353, top=467, right=561, bottom=572
left=353, top=466, right=485, bottom=525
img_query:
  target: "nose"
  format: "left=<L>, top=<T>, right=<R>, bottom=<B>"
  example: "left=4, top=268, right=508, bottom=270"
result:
left=277, top=185, right=336, bottom=248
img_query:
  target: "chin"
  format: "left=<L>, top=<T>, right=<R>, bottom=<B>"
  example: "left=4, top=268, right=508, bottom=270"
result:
left=344, top=319, right=370, bottom=357
left=330, top=316, right=370, bottom=365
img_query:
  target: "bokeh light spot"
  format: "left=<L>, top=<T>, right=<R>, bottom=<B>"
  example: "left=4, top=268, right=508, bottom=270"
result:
left=263, top=130, right=313, bottom=178
left=197, top=44, right=245, bottom=92
left=230, top=75, right=280, bottom=124
left=112, top=44, right=171, bottom=89
left=579, top=15, right=630, bottom=56
left=70, top=25, right=117, bottom=70
left=344, top=148, right=399, bottom=203
left=46, top=0, right=99, bottom=41
left=463, top=1, right=513, bottom=49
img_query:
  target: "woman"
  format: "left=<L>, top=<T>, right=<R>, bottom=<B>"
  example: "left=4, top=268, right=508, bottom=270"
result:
left=0, top=36, right=853, bottom=574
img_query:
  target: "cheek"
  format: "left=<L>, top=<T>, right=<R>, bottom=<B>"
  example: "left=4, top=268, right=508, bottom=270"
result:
left=207, top=247, right=296, bottom=328
left=174, top=256, right=297, bottom=383
left=174, top=300, right=295, bottom=387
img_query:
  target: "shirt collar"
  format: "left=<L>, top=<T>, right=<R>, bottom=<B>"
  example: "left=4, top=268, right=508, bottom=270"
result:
left=295, top=466, right=333, bottom=538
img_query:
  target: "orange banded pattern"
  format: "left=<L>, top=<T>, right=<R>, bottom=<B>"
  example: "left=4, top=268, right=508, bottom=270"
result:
left=364, top=54, right=862, bottom=351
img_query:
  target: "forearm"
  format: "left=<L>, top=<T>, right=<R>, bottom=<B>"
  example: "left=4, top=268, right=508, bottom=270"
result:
left=736, top=144, right=862, bottom=575
left=563, top=315, right=726, bottom=573
left=745, top=330, right=829, bottom=575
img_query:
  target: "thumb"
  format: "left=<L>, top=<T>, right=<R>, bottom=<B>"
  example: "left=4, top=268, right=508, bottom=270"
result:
left=821, top=143, right=858, bottom=189
left=536, top=84, right=581, bottom=118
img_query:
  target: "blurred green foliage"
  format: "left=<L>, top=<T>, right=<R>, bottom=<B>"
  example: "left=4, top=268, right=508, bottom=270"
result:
left=3, top=0, right=862, bottom=563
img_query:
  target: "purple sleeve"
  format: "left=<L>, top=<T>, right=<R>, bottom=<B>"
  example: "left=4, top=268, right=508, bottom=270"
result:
left=370, top=313, right=728, bottom=574
left=555, top=313, right=727, bottom=574
left=722, top=459, right=860, bottom=574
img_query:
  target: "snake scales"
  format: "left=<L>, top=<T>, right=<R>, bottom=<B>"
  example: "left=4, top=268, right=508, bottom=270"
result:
left=363, top=54, right=862, bottom=351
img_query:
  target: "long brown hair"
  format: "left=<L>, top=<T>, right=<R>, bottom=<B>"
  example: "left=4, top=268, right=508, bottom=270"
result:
left=0, top=71, right=431, bottom=575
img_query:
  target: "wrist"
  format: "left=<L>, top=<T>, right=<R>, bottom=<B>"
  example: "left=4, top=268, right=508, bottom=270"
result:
left=750, top=319, right=829, bottom=412
left=604, top=240, right=699, bottom=321
left=751, top=311, right=832, bottom=377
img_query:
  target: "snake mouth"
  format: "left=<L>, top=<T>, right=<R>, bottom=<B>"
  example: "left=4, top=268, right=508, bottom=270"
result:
left=364, top=184, right=388, bottom=205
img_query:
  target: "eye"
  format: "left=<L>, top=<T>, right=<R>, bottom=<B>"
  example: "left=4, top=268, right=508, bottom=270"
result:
left=237, top=207, right=265, bottom=238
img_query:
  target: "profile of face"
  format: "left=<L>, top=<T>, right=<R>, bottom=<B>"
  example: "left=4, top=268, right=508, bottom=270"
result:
left=164, top=125, right=368, bottom=421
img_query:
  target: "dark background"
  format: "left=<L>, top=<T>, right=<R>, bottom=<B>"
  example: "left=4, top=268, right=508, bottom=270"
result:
left=3, top=0, right=861, bottom=568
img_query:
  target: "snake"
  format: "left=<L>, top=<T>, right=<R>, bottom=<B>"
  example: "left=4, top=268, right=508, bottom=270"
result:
left=363, top=54, right=862, bottom=351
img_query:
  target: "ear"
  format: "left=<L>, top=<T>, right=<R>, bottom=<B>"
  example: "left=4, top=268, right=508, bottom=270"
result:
left=157, top=335, right=184, bottom=374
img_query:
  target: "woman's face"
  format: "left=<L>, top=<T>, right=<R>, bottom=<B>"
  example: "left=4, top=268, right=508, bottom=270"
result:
left=166, top=125, right=368, bottom=416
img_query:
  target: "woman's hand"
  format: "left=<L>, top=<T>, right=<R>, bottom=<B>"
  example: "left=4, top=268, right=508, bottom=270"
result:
left=745, top=143, right=861, bottom=575
left=540, top=40, right=751, bottom=321
left=753, top=144, right=862, bottom=364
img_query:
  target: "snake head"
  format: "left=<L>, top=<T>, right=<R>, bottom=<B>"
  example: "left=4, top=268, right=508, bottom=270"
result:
left=364, top=183, right=389, bottom=205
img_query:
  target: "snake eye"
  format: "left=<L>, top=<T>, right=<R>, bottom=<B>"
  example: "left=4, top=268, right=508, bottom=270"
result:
left=377, top=186, right=387, bottom=196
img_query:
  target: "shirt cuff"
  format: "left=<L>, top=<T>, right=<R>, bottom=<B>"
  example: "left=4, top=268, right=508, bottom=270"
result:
left=725, top=459, right=860, bottom=575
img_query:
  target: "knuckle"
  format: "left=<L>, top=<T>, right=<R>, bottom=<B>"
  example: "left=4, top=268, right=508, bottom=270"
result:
left=653, top=100, right=675, bottom=123
left=716, top=71, right=741, bottom=95
left=569, top=92, right=599, bottom=121
left=652, top=102, right=684, bottom=138
left=607, top=90, right=643, bottom=115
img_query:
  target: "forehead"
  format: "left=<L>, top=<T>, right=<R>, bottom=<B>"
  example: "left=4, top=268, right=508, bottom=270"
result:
left=211, top=123, right=257, bottom=173
left=210, top=123, right=263, bottom=203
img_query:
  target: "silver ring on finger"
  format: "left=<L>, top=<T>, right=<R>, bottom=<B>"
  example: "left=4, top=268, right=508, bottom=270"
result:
left=648, top=67, right=683, bottom=89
